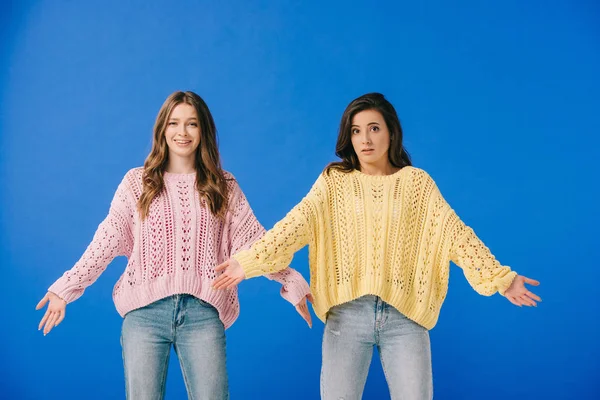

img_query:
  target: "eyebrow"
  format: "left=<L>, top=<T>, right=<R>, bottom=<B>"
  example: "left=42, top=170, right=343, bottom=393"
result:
left=168, top=117, right=198, bottom=121
left=351, top=122, right=380, bottom=127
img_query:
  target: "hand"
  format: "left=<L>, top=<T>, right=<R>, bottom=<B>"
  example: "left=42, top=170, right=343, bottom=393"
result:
left=504, top=275, right=541, bottom=307
left=36, top=292, right=67, bottom=335
left=295, top=294, right=314, bottom=328
left=213, top=258, right=246, bottom=290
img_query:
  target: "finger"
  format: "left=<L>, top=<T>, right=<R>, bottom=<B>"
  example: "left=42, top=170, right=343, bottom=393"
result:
left=519, top=295, right=533, bottom=306
left=307, top=294, right=314, bottom=304
left=47, top=312, right=60, bottom=334
left=303, top=304, right=311, bottom=317
left=519, top=295, right=536, bottom=307
left=224, top=277, right=243, bottom=289
left=509, top=295, right=523, bottom=307
left=525, top=291, right=542, bottom=302
left=39, top=309, right=51, bottom=330
left=55, top=310, right=66, bottom=327
left=44, top=312, right=59, bottom=335
left=47, top=312, right=60, bottom=332
left=523, top=277, right=540, bottom=286
left=36, top=293, right=49, bottom=310
left=219, top=276, right=237, bottom=290
left=213, top=274, right=233, bottom=290
left=303, top=312, right=312, bottom=328
left=298, top=306, right=311, bottom=328
left=214, top=261, right=229, bottom=273
left=213, top=276, right=231, bottom=290
left=514, top=295, right=525, bottom=306
left=506, top=296, right=520, bottom=307
left=304, top=306, right=312, bottom=328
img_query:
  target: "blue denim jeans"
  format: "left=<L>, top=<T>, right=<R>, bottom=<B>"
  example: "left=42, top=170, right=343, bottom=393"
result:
left=121, top=294, right=228, bottom=400
left=321, top=295, right=433, bottom=400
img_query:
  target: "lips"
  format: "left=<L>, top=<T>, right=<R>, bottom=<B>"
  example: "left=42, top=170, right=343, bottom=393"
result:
left=174, top=139, right=192, bottom=145
left=361, top=148, right=374, bottom=153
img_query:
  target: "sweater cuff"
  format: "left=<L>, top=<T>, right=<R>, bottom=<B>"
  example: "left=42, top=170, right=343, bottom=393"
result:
left=280, top=278, right=311, bottom=306
left=497, top=271, right=518, bottom=296
left=233, top=250, right=267, bottom=279
left=47, top=282, right=81, bottom=304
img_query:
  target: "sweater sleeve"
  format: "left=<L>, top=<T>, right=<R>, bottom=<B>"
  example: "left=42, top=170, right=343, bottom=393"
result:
left=232, top=175, right=324, bottom=279
left=226, top=180, right=311, bottom=305
left=48, top=175, right=135, bottom=303
left=422, top=172, right=517, bottom=296
left=449, top=222, right=517, bottom=296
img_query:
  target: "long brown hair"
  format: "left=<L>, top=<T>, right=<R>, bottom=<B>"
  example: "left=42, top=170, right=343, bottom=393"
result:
left=326, top=92, right=412, bottom=174
left=138, top=91, right=228, bottom=219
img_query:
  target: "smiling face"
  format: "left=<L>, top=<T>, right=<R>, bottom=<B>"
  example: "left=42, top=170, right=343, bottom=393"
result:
left=164, top=102, right=201, bottom=162
left=350, top=109, right=392, bottom=171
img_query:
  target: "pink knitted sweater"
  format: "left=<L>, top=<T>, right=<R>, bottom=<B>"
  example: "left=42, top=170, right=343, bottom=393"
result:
left=48, top=168, right=310, bottom=328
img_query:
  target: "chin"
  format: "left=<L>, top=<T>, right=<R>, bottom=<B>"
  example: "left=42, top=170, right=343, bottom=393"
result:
left=358, top=155, right=378, bottom=163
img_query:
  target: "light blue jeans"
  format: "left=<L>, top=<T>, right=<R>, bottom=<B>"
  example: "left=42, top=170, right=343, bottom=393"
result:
left=321, top=295, right=433, bottom=400
left=121, top=294, right=228, bottom=400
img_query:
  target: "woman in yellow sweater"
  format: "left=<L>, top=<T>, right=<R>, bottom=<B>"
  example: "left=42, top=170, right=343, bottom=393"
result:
left=213, top=92, right=541, bottom=399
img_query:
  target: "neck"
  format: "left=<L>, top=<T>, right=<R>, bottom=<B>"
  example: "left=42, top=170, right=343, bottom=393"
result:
left=166, top=155, right=196, bottom=174
left=359, top=160, right=399, bottom=176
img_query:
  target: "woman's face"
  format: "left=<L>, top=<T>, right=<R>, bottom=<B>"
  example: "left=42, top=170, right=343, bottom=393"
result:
left=164, top=103, right=201, bottom=161
left=350, top=109, right=391, bottom=170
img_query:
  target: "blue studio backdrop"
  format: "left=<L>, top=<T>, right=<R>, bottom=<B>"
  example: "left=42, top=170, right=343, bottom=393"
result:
left=1, top=1, right=598, bottom=399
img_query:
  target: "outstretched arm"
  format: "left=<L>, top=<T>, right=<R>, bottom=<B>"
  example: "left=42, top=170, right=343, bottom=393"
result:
left=420, top=170, right=542, bottom=306
left=213, top=175, right=324, bottom=290
left=219, top=177, right=316, bottom=326
left=36, top=176, right=135, bottom=334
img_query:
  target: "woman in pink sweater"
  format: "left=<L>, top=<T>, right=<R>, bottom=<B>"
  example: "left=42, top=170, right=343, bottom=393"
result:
left=35, top=91, right=312, bottom=399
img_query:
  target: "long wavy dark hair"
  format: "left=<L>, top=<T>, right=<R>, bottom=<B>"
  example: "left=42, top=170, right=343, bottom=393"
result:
left=326, top=92, right=412, bottom=174
left=138, top=91, right=228, bottom=219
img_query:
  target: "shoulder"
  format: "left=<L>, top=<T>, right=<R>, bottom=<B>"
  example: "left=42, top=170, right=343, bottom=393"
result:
left=221, top=170, right=246, bottom=204
left=400, top=166, right=435, bottom=184
left=320, top=166, right=350, bottom=183
left=222, top=170, right=240, bottom=190
left=399, top=167, right=445, bottom=204
left=123, top=167, right=144, bottom=183
left=116, top=167, right=144, bottom=197
left=222, top=169, right=237, bottom=183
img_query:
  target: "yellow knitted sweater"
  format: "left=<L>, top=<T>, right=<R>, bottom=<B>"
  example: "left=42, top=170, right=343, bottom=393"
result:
left=233, top=166, right=517, bottom=329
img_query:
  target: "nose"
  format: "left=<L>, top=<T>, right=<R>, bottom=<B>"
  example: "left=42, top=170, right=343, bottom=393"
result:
left=362, top=132, right=372, bottom=145
left=178, top=125, right=189, bottom=136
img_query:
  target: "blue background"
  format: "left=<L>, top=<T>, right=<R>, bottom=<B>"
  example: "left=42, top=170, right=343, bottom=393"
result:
left=1, top=1, right=598, bottom=399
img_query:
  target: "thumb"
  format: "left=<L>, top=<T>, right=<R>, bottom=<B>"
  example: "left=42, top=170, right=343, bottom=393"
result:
left=36, top=293, right=49, bottom=310
left=307, top=293, right=314, bottom=304
left=524, top=277, right=540, bottom=286
left=215, top=260, right=229, bottom=272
